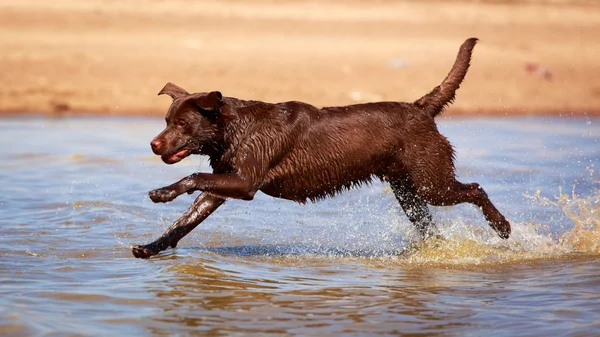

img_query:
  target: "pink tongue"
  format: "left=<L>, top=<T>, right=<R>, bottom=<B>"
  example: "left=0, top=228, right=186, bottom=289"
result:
left=171, top=148, right=188, bottom=160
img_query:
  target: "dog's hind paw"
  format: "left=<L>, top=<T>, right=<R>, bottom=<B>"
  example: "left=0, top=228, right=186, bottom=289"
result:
left=491, top=219, right=511, bottom=239
left=149, top=188, right=178, bottom=203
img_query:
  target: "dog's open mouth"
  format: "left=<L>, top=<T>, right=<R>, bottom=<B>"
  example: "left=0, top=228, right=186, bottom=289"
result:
left=161, top=147, right=190, bottom=164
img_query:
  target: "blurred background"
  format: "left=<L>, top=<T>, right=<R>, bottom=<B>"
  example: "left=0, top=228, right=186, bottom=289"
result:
left=1, top=0, right=599, bottom=116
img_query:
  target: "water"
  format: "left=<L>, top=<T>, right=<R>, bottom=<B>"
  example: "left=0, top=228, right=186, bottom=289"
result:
left=1, top=116, right=599, bottom=336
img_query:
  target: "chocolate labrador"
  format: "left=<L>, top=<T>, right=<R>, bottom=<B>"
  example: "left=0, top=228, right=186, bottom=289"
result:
left=132, top=38, right=510, bottom=258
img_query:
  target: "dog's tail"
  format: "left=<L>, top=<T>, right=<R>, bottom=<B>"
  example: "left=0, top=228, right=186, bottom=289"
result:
left=414, top=38, right=478, bottom=118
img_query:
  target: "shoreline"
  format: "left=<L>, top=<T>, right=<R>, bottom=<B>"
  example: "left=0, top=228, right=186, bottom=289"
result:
left=2, top=107, right=599, bottom=118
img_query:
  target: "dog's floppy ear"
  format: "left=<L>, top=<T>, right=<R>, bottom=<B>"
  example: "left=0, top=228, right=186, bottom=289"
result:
left=195, top=91, right=224, bottom=111
left=158, top=82, right=189, bottom=100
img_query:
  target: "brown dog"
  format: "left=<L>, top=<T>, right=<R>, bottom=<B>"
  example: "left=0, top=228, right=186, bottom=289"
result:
left=132, top=38, right=510, bottom=259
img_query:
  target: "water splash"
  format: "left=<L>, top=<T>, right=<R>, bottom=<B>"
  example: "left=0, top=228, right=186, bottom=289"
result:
left=527, top=186, right=600, bottom=254
left=400, top=180, right=600, bottom=267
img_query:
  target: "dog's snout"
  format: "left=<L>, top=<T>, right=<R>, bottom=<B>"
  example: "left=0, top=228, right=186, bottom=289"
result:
left=150, top=138, right=162, bottom=154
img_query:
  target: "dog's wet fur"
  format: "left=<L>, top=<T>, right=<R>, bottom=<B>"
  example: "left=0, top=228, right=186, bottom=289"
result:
left=132, top=38, right=511, bottom=259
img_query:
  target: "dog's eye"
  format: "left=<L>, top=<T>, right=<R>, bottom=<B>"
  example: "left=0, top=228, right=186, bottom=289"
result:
left=175, top=119, right=187, bottom=127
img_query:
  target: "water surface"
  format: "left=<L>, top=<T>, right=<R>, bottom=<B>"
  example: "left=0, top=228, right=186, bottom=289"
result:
left=1, top=116, right=599, bottom=336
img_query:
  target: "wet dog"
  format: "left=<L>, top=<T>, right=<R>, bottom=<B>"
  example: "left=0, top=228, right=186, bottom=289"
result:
left=132, top=38, right=510, bottom=258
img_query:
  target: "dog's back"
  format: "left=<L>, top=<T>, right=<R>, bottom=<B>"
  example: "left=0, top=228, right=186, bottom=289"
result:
left=258, top=101, right=422, bottom=202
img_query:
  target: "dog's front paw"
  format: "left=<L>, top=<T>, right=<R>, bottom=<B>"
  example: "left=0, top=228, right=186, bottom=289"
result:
left=132, top=243, right=160, bottom=259
left=149, top=188, right=178, bottom=203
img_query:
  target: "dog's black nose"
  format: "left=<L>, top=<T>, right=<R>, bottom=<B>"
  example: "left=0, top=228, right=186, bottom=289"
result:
left=150, top=139, right=162, bottom=153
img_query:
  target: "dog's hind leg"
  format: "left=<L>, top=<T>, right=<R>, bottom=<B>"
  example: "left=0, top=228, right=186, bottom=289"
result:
left=417, top=181, right=511, bottom=239
left=132, top=192, right=225, bottom=258
left=389, top=179, right=437, bottom=238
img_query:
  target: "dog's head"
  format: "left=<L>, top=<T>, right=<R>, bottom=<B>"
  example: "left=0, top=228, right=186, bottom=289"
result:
left=150, top=82, right=225, bottom=164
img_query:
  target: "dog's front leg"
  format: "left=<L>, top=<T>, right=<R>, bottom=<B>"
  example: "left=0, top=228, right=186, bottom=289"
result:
left=149, top=172, right=255, bottom=203
left=149, top=174, right=200, bottom=203
left=132, top=192, right=225, bottom=258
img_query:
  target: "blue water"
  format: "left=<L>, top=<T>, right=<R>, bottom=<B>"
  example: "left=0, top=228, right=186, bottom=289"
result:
left=0, top=116, right=599, bottom=336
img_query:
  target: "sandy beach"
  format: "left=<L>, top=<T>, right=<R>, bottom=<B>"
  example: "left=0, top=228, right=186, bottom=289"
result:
left=1, top=0, right=599, bottom=117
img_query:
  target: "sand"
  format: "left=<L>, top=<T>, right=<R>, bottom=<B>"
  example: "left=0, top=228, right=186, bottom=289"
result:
left=1, top=0, right=599, bottom=117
